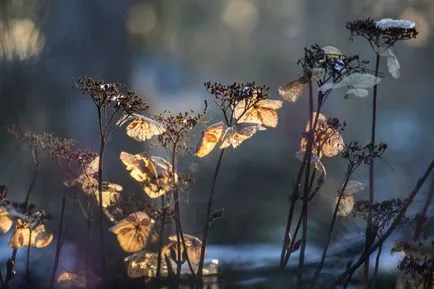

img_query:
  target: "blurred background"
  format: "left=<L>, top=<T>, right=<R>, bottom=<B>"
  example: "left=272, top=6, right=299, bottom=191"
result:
left=0, top=0, right=433, bottom=287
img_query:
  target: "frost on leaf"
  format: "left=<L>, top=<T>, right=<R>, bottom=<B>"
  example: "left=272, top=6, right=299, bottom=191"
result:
left=195, top=121, right=225, bottom=158
left=375, top=19, right=416, bottom=30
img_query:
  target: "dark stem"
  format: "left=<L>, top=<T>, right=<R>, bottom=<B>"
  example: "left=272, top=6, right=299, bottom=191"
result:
left=49, top=190, right=67, bottom=289
left=326, top=158, right=434, bottom=289
left=364, top=52, right=380, bottom=289
left=413, top=175, right=434, bottom=241
left=311, top=169, right=352, bottom=286
left=97, top=108, right=107, bottom=285
left=371, top=241, right=382, bottom=289
left=25, top=230, right=32, bottom=286
left=24, top=155, right=40, bottom=209
left=85, top=218, right=91, bottom=289
left=197, top=149, right=225, bottom=280
left=156, top=196, right=166, bottom=279
left=297, top=78, right=314, bottom=283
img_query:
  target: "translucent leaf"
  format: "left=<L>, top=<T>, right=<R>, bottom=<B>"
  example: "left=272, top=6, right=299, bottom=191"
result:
left=120, top=152, right=157, bottom=183
left=321, top=46, right=343, bottom=59
left=343, top=181, right=365, bottom=195
left=233, top=99, right=282, bottom=128
left=320, top=73, right=381, bottom=94
left=278, top=79, right=305, bottom=102
left=195, top=121, right=225, bottom=158
left=0, top=208, right=13, bottom=234
left=295, top=150, right=327, bottom=177
left=121, top=113, right=166, bottom=142
left=109, top=211, right=155, bottom=253
left=386, top=49, right=400, bottom=79
left=345, top=88, right=369, bottom=98
left=336, top=195, right=354, bottom=217
left=375, top=18, right=416, bottom=30
left=219, top=123, right=265, bottom=149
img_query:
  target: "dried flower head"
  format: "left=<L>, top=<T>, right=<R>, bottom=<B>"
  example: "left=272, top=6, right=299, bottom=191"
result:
left=346, top=18, right=418, bottom=48
left=352, top=198, right=406, bottom=230
left=397, top=256, right=434, bottom=288
left=75, top=78, right=148, bottom=114
left=342, top=141, right=387, bottom=169
left=279, top=44, right=372, bottom=102
left=8, top=219, right=53, bottom=248
left=154, top=104, right=208, bottom=153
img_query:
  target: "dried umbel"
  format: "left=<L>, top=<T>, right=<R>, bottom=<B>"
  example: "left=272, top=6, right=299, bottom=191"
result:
left=342, top=141, right=387, bottom=168
left=109, top=211, right=155, bottom=253
left=75, top=78, right=148, bottom=114
left=352, top=198, right=406, bottom=230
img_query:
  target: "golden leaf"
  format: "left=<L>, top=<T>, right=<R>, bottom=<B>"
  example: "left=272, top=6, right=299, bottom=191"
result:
left=109, top=211, right=154, bottom=253
left=120, top=151, right=157, bottom=183
left=233, top=99, right=283, bottom=128
left=336, top=195, right=354, bottom=217
left=8, top=224, right=53, bottom=248
left=123, top=114, right=166, bottom=142
left=167, top=234, right=203, bottom=265
left=0, top=208, right=13, bottom=234
left=195, top=121, right=225, bottom=158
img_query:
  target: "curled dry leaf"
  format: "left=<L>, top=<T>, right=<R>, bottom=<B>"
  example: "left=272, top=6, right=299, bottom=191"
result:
left=117, top=113, right=166, bottom=142
left=120, top=152, right=175, bottom=198
left=195, top=121, right=225, bottom=158
left=233, top=99, right=283, bottom=128
left=219, top=123, right=266, bottom=149
left=321, top=46, right=344, bottom=60
left=166, top=234, right=203, bottom=265
left=109, top=211, right=155, bottom=253
left=295, top=150, right=327, bottom=177
left=8, top=222, right=53, bottom=249
left=336, top=195, right=355, bottom=217
left=0, top=208, right=13, bottom=233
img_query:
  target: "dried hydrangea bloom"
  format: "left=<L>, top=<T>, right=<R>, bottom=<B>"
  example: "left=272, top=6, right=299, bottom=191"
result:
left=195, top=122, right=225, bottom=158
left=94, top=182, right=122, bottom=208
left=0, top=208, right=13, bottom=233
left=219, top=123, right=266, bottom=149
left=8, top=220, right=53, bottom=249
left=109, top=211, right=155, bottom=253
left=233, top=98, right=283, bottom=128
left=319, top=72, right=381, bottom=98
left=166, top=234, right=203, bottom=265
left=117, top=113, right=166, bottom=142
left=124, top=251, right=166, bottom=278
left=300, top=112, right=345, bottom=158
left=391, top=240, right=434, bottom=261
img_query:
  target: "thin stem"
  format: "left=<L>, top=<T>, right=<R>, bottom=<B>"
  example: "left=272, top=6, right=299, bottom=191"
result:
left=371, top=241, right=382, bottom=289
left=297, top=78, right=314, bottom=283
left=311, top=168, right=352, bottom=287
left=326, top=158, right=434, bottom=289
left=197, top=149, right=225, bottom=280
left=24, top=155, right=40, bottom=209
left=25, top=230, right=32, bottom=286
left=364, top=53, right=381, bottom=289
left=156, top=196, right=166, bottom=279
left=97, top=108, right=107, bottom=285
left=49, top=190, right=67, bottom=289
